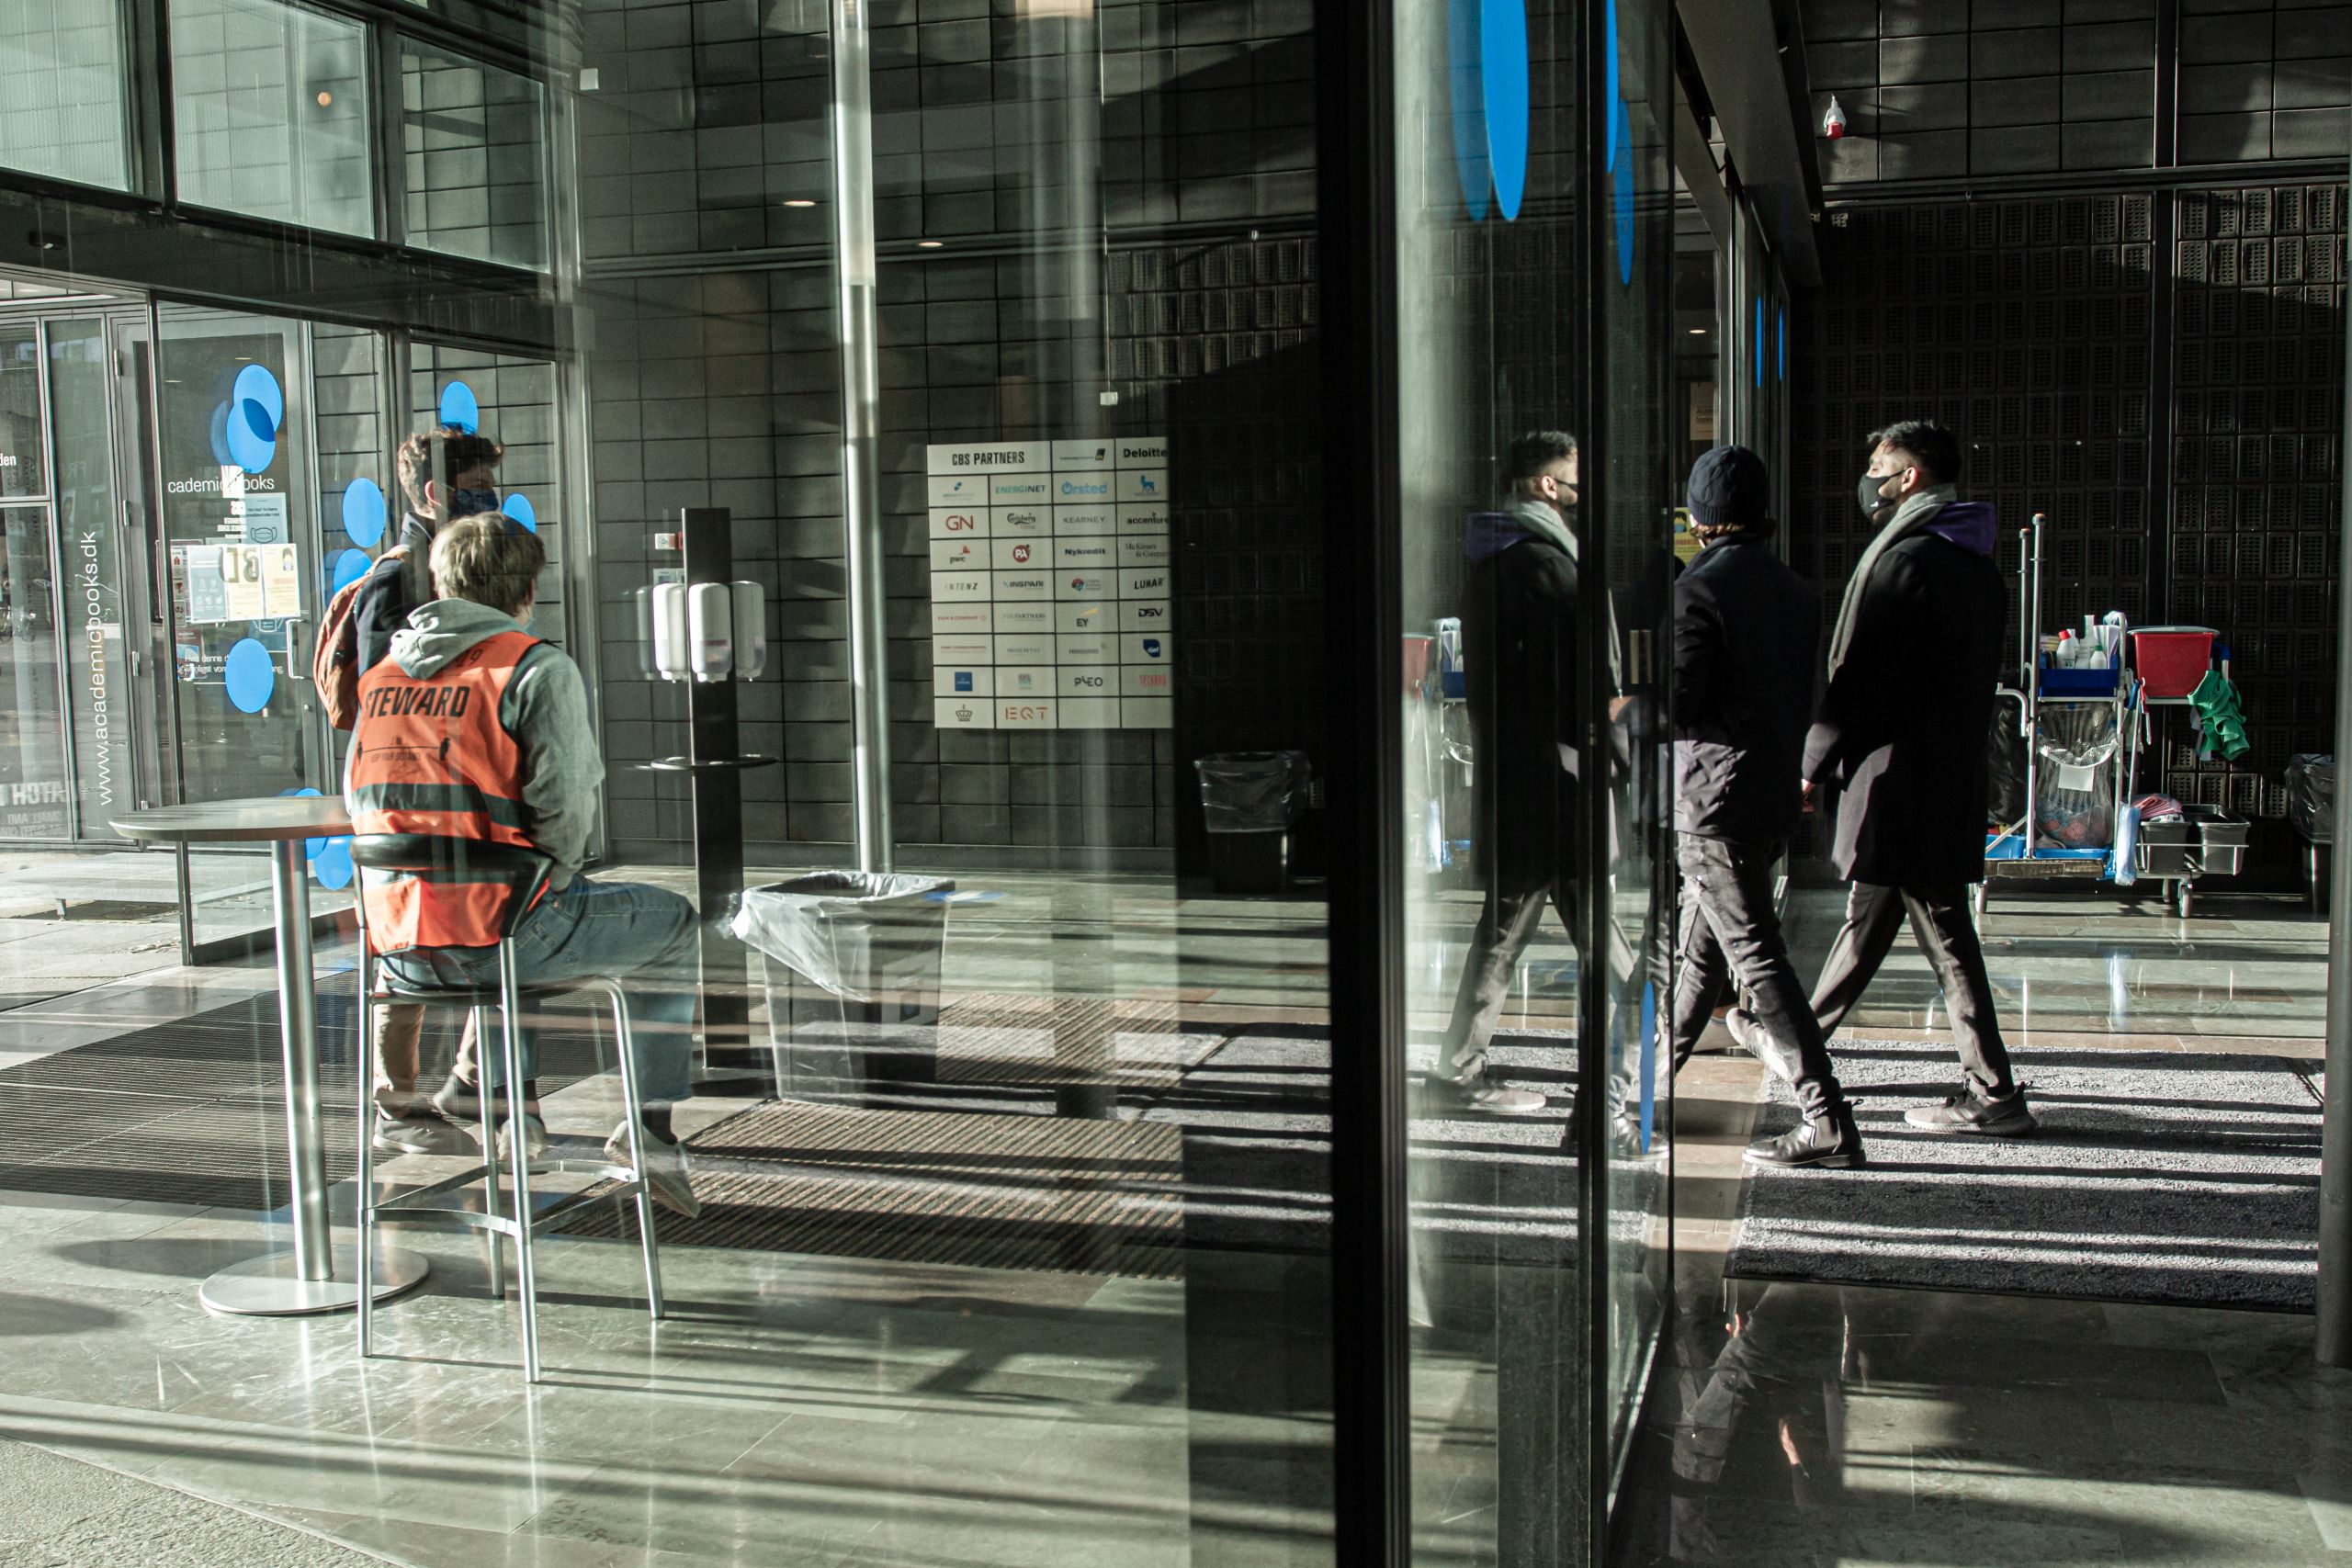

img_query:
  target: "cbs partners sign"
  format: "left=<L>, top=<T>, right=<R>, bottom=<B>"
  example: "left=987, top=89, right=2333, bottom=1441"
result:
left=928, top=439, right=1170, bottom=730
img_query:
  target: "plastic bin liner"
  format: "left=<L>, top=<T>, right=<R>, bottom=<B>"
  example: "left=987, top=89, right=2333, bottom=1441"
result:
left=1195, top=750, right=1308, bottom=834
left=2033, top=703, right=2120, bottom=850
left=1986, top=705, right=2028, bottom=828
left=731, top=873, right=954, bottom=1002
left=2290, top=753, right=2335, bottom=844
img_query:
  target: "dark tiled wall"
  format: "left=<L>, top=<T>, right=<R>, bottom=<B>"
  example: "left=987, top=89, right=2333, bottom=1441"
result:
left=573, top=0, right=1318, bottom=864
left=1802, top=0, right=2350, bottom=184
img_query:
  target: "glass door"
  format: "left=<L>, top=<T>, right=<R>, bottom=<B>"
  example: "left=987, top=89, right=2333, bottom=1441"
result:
left=0, top=321, right=73, bottom=840
left=1594, top=0, right=1678, bottom=1494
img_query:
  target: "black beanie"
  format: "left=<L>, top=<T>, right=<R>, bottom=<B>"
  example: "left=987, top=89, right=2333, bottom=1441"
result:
left=1687, top=445, right=1770, bottom=530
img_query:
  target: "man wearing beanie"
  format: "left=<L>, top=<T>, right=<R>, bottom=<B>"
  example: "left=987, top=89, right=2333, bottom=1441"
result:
left=1669, top=446, right=1862, bottom=1166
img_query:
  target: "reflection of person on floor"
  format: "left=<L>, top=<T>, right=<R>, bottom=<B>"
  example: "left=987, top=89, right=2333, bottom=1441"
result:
left=1778, top=419, right=2036, bottom=1138
left=1430, top=431, right=1619, bottom=1115
left=349, top=516, right=703, bottom=1217
left=1668, top=1284, right=1849, bottom=1562
left=1664, top=446, right=1862, bottom=1168
left=361, top=426, right=510, bottom=1156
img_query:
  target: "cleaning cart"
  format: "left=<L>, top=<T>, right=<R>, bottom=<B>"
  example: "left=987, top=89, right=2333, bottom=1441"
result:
left=1979, top=513, right=2145, bottom=915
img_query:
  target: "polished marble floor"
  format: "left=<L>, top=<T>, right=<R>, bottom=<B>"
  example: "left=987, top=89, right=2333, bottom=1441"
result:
left=0, top=861, right=2335, bottom=1565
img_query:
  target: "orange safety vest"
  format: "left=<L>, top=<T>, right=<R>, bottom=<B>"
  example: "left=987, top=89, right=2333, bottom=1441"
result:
left=350, top=629, right=543, bottom=952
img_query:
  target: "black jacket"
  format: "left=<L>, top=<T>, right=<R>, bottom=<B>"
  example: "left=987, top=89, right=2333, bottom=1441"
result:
left=1803, top=525, right=2005, bottom=887
left=1671, top=537, right=1820, bottom=844
left=354, top=515, right=438, bottom=674
left=1462, top=511, right=1583, bottom=895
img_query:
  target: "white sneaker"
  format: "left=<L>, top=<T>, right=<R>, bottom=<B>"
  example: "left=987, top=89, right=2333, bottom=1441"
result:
left=607, top=1124, right=701, bottom=1220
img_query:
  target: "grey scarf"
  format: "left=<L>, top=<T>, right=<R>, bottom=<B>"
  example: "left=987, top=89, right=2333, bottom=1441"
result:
left=1504, top=497, right=1624, bottom=694
left=1826, top=483, right=1955, bottom=677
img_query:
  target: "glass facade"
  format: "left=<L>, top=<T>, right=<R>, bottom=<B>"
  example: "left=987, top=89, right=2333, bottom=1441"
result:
left=0, top=1, right=1803, bottom=1561
left=0, top=5, right=133, bottom=193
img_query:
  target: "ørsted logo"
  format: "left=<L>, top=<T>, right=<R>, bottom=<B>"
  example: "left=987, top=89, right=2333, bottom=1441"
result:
left=1059, top=479, right=1109, bottom=498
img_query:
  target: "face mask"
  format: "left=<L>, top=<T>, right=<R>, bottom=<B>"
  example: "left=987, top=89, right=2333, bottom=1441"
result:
left=448, top=487, right=502, bottom=520
left=1857, top=473, right=1888, bottom=519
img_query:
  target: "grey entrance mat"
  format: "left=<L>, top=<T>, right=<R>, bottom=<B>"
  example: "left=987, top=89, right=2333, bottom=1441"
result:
left=1725, top=1041, right=2322, bottom=1311
left=0, top=1435, right=391, bottom=1565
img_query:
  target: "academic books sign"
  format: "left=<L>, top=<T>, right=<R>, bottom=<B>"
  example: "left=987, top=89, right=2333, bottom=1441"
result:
left=926, top=438, right=1172, bottom=730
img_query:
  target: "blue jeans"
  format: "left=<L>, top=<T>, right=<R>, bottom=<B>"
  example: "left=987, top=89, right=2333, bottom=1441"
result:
left=382, top=877, right=699, bottom=1106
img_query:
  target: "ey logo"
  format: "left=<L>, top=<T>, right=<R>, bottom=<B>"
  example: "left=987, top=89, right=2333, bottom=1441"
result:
left=1449, top=0, right=1530, bottom=221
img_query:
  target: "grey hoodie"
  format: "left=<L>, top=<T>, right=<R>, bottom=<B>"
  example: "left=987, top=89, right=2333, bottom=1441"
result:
left=345, top=598, right=603, bottom=888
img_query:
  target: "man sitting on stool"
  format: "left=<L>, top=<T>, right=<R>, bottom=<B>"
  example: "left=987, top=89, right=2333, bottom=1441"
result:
left=347, top=514, right=703, bottom=1216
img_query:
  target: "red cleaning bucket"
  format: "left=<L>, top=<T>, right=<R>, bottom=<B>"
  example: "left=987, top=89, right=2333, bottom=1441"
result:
left=2131, top=626, right=2216, bottom=700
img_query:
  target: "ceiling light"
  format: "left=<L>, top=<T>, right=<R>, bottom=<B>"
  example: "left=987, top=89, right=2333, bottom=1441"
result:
left=1689, top=327, right=1706, bottom=334
left=784, top=199, right=815, bottom=208
left=917, top=240, right=944, bottom=249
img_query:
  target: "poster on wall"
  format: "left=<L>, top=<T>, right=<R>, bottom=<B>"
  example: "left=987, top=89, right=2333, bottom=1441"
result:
left=926, top=437, right=1171, bottom=730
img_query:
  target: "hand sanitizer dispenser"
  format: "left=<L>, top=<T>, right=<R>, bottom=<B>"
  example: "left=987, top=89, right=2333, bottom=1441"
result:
left=731, top=581, right=767, bottom=679
left=687, top=581, right=734, bottom=682
left=650, top=581, right=690, bottom=682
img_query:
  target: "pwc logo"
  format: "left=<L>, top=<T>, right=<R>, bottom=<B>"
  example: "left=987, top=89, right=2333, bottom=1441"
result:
left=1450, top=0, right=1531, bottom=221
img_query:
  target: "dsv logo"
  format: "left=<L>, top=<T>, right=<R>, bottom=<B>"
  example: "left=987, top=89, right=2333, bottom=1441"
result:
left=1450, top=0, right=1531, bottom=221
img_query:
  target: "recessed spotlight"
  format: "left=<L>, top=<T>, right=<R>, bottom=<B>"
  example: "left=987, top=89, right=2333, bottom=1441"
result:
left=316, top=91, right=333, bottom=107
left=1688, top=327, right=1706, bottom=334
left=917, top=240, right=944, bottom=249
left=784, top=198, right=815, bottom=208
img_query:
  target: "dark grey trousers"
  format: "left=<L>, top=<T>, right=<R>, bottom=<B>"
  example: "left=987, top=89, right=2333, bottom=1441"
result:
left=1669, top=836, right=1842, bottom=1117
left=1437, top=878, right=1581, bottom=1081
left=1810, top=880, right=2017, bottom=1098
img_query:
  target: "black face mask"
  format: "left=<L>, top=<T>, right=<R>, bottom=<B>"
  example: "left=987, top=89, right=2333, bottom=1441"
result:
left=1857, top=472, right=1888, bottom=519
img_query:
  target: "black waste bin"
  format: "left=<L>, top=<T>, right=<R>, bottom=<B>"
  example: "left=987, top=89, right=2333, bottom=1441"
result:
left=732, top=872, right=954, bottom=1104
left=1195, top=750, right=1307, bottom=895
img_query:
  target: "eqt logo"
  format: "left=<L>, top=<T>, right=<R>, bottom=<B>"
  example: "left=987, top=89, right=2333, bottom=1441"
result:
left=1449, top=0, right=1530, bottom=220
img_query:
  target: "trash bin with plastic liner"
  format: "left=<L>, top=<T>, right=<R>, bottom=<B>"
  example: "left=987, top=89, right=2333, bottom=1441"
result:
left=1195, top=750, right=1308, bottom=895
left=731, top=872, right=955, bottom=1104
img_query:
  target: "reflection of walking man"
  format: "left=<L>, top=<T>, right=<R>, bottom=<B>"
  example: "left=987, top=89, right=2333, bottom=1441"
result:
left=1665, top=447, right=1861, bottom=1167
left=1774, top=420, right=2035, bottom=1137
left=1429, top=431, right=1606, bottom=1115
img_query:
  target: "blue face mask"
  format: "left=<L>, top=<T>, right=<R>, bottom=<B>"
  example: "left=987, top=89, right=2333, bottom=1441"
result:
left=447, top=487, right=502, bottom=519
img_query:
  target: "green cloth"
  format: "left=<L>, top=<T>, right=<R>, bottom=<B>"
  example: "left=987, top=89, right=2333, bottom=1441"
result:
left=2188, top=669, right=2250, bottom=761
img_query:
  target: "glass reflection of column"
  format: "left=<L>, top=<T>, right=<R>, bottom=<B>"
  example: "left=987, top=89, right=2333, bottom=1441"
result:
left=831, top=0, right=893, bottom=872
left=1029, top=2, right=1124, bottom=1125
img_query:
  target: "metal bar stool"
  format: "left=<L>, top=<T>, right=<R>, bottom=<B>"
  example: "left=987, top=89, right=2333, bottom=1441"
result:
left=351, top=833, right=665, bottom=1382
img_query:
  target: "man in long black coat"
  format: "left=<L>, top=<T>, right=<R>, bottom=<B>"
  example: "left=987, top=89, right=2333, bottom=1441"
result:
left=1430, top=430, right=1609, bottom=1114
left=1789, top=419, right=2034, bottom=1136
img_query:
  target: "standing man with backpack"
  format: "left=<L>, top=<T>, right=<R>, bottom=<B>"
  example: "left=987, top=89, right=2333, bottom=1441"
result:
left=322, top=426, right=506, bottom=1155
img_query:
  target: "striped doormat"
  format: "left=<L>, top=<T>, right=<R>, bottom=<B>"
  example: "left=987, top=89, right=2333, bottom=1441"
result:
left=568, top=1098, right=1184, bottom=1279
left=934, top=990, right=1224, bottom=1089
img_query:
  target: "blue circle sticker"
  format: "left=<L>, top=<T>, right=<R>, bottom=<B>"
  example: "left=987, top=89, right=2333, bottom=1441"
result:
left=342, top=477, right=388, bottom=547
left=1613, top=98, right=1635, bottom=285
left=311, top=837, right=353, bottom=891
left=438, top=380, right=481, bottom=434
left=223, top=638, right=276, bottom=714
left=501, top=491, right=537, bottom=532
left=1479, top=0, right=1531, bottom=221
left=330, top=548, right=371, bottom=596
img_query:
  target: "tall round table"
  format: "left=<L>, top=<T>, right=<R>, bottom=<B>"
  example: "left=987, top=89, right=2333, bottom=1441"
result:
left=113, top=798, right=429, bottom=1316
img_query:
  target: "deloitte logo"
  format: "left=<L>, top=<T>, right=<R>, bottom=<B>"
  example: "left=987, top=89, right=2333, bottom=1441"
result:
left=1449, top=0, right=1530, bottom=221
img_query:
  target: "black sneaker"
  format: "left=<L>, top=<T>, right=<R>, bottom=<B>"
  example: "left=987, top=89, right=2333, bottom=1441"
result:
left=1424, top=1071, right=1549, bottom=1116
left=371, top=1107, right=469, bottom=1156
left=1905, top=1085, right=2036, bottom=1136
left=1745, top=1102, right=1866, bottom=1168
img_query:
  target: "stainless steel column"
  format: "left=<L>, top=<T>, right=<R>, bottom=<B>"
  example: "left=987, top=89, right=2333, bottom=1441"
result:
left=270, top=838, right=332, bottom=1280
left=832, top=0, right=893, bottom=874
left=2317, top=142, right=2352, bottom=1366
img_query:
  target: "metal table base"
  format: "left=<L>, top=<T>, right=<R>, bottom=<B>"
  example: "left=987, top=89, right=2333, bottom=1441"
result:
left=202, top=1242, right=432, bottom=1317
